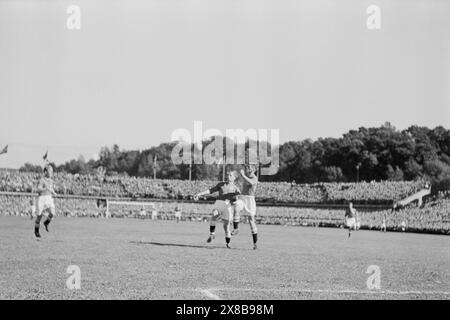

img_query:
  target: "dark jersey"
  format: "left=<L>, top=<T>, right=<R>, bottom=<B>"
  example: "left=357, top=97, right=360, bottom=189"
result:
left=345, top=207, right=356, bottom=218
left=209, top=182, right=240, bottom=201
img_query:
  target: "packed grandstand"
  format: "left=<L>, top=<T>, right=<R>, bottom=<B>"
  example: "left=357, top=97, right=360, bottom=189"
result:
left=0, top=171, right=448, bottom=234
left=0, top=171, right=433, bottom=204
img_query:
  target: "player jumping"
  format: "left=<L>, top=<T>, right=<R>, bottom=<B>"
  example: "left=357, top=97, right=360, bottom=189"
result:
left=233, top=164, right=259, bottom=250
left=34, top=165, right=57, bottom=238
left=193, top=171, right=240, bottom=248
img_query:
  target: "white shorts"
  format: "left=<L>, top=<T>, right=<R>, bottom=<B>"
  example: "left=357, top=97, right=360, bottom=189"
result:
left=36, top=195, right=55, bottom=216
left=30, top=205, right=36, bottom=217
left=234, top=195, right=257, bottom=217
left=175, top=212, right=181, bottom=219
left=345, top=217, right=356, bottom=229
left=213, top=200, right=233, bottom=221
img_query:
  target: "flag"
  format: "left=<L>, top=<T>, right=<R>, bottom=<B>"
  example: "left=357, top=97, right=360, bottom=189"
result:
left=43, top=150, right=48, bottom=161
left=0, top=145, right=7, bottom=155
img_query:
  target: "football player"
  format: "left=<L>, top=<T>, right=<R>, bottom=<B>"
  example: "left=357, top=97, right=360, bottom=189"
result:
left=34, top=165, right=57, bottom=238
left=193, top=171, right=240, bottom=248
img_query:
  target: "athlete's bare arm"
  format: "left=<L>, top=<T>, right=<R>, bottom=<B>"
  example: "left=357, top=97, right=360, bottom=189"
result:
left=193, top=189, right=211, bottom=200
left=239, top=170, right=257, bottom=185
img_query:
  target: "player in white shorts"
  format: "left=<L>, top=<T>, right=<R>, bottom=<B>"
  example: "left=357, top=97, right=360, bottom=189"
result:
left=34, top=165, right=57, bottom=238
left=193, top=171, right=240, bottom=248
left=233, top=164, right=259, bottom=250
left=29, top=199, right=36, bottom=220
left=344, top=202, right=358, bottom=238
left=139, top=206, right=147, bottom=219
left=151, top=207, right=158, bottom=220
left=174, top=206, right=182, bottom=223
left=381, top=215, right=387, bottom=233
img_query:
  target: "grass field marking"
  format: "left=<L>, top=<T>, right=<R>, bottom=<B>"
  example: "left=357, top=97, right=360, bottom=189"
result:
left=205, top=287, right=450, bottom=296
left=382, top=289, right=450, bottom=296
left=198, top=288, right=222, bottom=300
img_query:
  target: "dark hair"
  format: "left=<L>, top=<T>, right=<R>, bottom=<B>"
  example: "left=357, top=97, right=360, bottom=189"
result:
left=246, top=164, right=257, bottom=174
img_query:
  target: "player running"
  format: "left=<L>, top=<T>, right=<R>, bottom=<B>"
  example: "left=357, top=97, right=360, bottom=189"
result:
left=381, top=213, right=387, bottom=232
left=233, top=164, right=259, bottom=250
left=344, top=202, right=358, bottom=238
left=34, top=165, right=57, bottom=238
left=193, top=171, right=240, bottom=248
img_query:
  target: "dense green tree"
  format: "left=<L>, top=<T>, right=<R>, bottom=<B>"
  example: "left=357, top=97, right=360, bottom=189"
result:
left=45, top=124, right=449, bottom=189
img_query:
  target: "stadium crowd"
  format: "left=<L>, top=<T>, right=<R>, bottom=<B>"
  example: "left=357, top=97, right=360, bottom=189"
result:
left=255, top=199, right=449, bottom=234
left=1, top=192, right=448, bottom=234
left=0, top=171, right=427, bottom=204
left=1, top=170, right=446, bottom=234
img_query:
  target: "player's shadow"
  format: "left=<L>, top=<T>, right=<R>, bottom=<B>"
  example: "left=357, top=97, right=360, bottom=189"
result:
left=130, top=241, right=235, bottom=250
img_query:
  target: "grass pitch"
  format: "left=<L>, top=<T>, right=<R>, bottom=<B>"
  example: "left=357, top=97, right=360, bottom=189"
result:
left=0, top=216, right=448, bottom=300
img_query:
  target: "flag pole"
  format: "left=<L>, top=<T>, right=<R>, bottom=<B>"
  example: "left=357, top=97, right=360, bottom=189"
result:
left=153, top=154, right=157, bottom=179
left=189, top=161, right=192, bottom=181
left=222, top=136, right=226, bottom=181
left=222, top=154, right=225, bottom=181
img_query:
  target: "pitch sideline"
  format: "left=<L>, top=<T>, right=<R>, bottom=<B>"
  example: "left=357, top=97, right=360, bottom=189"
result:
left=196, top=287, right=450, bottom=299
left=197, top=289, right=222, bottom=300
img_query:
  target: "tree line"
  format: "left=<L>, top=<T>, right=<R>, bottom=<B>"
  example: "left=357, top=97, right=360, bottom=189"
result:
left=20, top=123, right=450, bottom=190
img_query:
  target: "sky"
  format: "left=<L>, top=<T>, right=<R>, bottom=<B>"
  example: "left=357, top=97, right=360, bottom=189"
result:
left=0, top=0, right=449, bottom=168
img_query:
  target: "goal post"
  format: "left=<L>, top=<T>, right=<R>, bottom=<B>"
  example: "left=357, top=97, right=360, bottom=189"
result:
left=104, top=200, right=158, bottom=219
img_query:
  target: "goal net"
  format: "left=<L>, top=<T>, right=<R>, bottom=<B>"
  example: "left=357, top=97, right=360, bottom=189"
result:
left=101, top=200, right=158, bottom=219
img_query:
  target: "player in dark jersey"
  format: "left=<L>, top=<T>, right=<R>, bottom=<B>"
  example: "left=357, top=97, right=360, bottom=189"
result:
left=193, top=171, right=240, bottom=248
